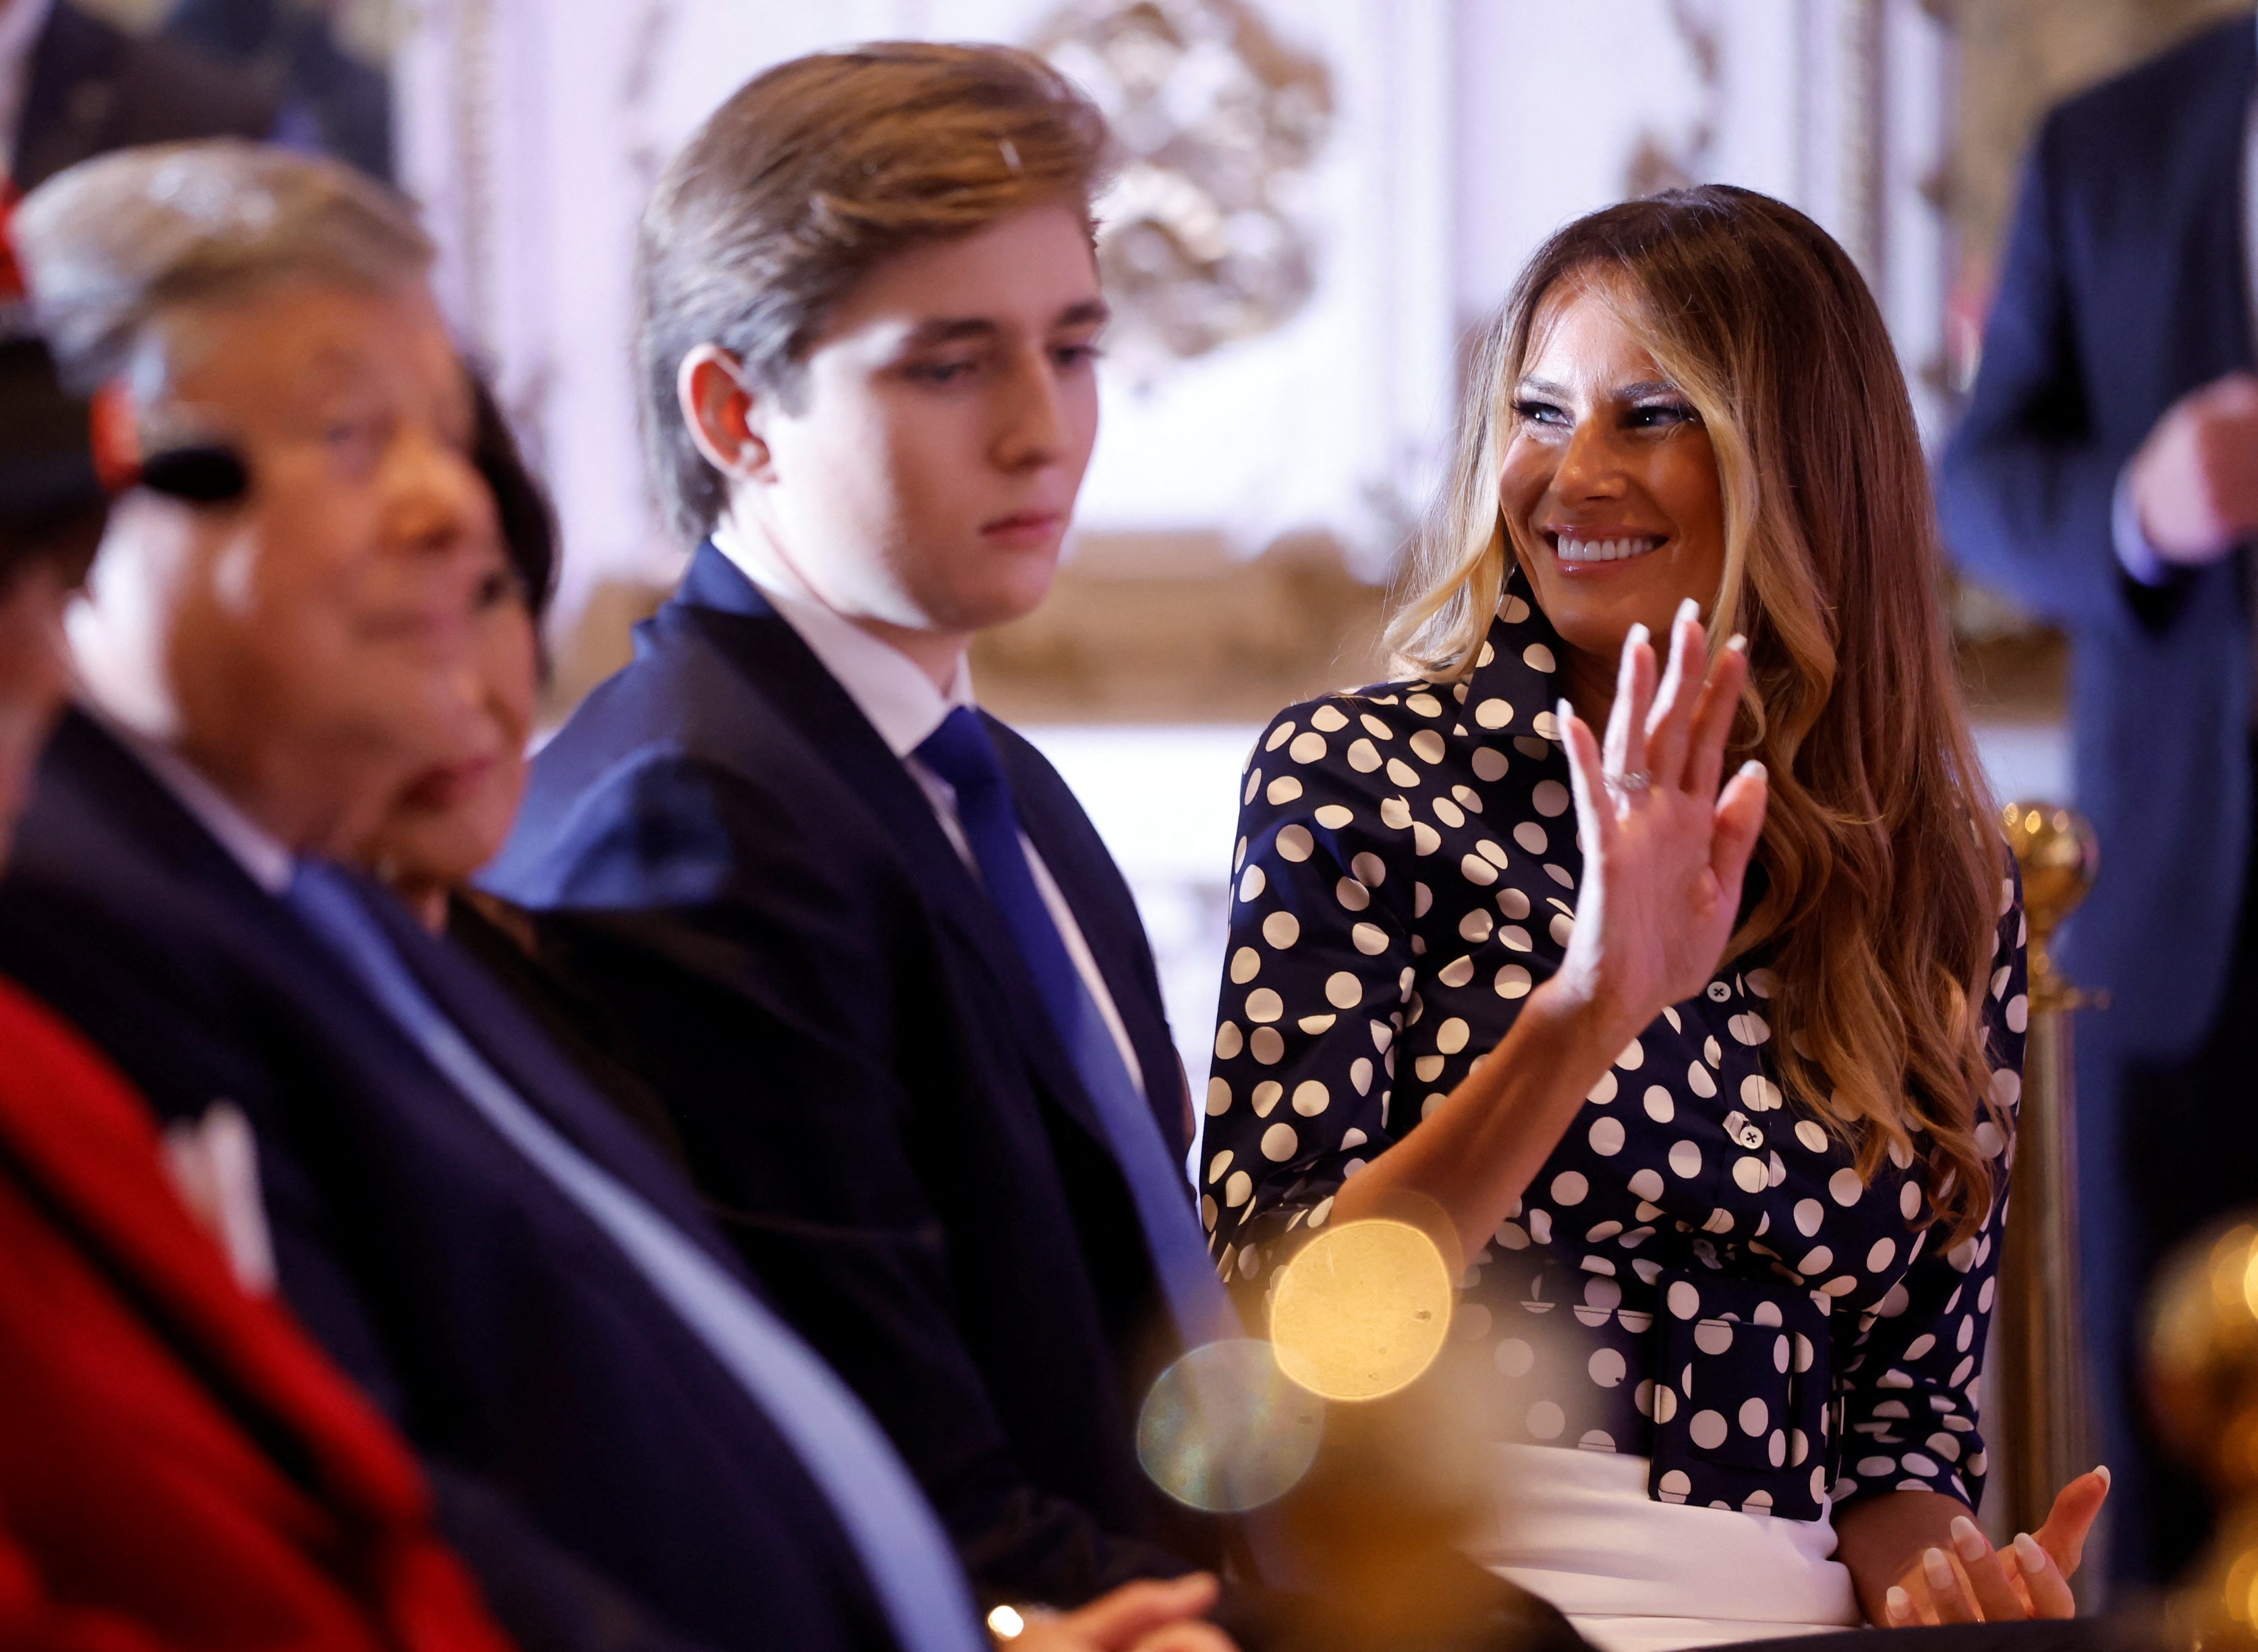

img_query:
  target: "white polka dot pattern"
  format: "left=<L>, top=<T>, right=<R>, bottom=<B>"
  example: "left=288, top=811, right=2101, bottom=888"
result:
left=1204, top=575, right=2028, bottom=1521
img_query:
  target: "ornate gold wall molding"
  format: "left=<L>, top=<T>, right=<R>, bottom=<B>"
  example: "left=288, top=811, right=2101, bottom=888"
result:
left=1035, top=0, right=1332, bottom=380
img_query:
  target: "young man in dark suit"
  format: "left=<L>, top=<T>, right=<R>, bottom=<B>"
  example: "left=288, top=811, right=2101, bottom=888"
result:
left=484, top=47, right=1571, bottom=1652
left=0, top=138, right=1229, bottom=1652
left=486, top=41, right=1222, bottom=1614
left=1938, top=14, right=2258, bottom=1585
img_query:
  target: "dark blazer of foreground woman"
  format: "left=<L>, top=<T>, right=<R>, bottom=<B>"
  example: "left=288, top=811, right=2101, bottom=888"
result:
left=484, top=540, right=1206, bottom=1608
left=0, top=710, right=899, bottom=1652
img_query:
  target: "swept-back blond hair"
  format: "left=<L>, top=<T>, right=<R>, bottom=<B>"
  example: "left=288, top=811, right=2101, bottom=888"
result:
left=1392, top=186, right=2006, bottom=1245
left=638, top=42, right=1113, bottom=544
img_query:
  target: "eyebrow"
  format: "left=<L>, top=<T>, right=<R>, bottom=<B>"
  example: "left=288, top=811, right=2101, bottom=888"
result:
left=1517, top=374, right=1683, bottom=401
left=901, top=298, right=1111, bottom=348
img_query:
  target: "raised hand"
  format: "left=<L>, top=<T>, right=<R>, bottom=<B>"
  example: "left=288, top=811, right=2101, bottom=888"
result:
left=1552, top=597, right=1768, bottom=1048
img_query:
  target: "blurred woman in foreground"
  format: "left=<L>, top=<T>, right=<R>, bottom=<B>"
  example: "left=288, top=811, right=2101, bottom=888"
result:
left=1204, top=186, right=2101, bottom=1646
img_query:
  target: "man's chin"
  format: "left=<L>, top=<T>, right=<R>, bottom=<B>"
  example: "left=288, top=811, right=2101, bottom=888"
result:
left=928, top=561, right=1063, bottom=636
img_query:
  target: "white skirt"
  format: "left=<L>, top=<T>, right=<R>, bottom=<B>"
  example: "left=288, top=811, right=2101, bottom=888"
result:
left=1470, top=1443, right=1863, bottom=1652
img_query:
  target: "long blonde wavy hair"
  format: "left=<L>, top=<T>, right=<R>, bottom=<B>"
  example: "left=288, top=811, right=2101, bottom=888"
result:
left=1390, top=186, right=2007, bottom=1246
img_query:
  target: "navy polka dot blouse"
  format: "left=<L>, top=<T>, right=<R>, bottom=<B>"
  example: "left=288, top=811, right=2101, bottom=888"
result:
left=1203, top=579, right=2028, bottom=1521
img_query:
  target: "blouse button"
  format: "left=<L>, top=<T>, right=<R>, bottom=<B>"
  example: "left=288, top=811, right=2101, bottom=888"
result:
left=1706, top=981, right=1732, bottom=1002
left=1738, top=1122, right=1765, bottom=1149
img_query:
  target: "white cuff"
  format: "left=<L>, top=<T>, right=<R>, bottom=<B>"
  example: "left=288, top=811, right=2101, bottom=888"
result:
left=2112, top=467, right=2175, bottom=587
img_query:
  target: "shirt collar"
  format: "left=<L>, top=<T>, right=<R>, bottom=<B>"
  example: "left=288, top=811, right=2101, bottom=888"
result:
left=709, top=521, right=972, bottom=760
left=92, top=708, right=297, bottom=896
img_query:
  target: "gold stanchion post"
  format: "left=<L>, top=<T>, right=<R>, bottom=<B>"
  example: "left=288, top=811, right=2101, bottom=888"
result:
left=1994, top=801, right=2101, bottom=1554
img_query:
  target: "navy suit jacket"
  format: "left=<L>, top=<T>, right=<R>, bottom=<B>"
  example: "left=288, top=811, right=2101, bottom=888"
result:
left=484, top=542, right=1217, bottom=1607
left=14, top=3, right=276, bottom=190
left=1938, top=18, right=2256, bottom=1060
left=0, top=710, right=897, bottom=1652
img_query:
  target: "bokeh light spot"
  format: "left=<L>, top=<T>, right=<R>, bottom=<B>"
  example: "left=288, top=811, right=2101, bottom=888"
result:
left=986, top=1606, right=1027, bottom=1640
left=1270, top=1218, right=1455, bottom=1401
left=1135, top=1338, right=1323, bottom=1512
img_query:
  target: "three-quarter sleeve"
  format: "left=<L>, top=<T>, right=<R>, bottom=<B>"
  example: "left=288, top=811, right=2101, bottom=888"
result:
left=1828, top=869, right=2029, bottom=1513
left=1201, top=700, right=1430, bottom=1282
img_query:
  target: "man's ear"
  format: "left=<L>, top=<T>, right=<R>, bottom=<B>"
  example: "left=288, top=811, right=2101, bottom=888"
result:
left=677, top=345, right=772, bottom=482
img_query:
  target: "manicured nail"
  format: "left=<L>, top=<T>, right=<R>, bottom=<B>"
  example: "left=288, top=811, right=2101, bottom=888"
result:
left=1626, top=622, right=1650, bottom=648
left=2013, top=1532, right=2048, bottom=1573
left=1949, top=1514, right=1987, bottom=1564
left=1725, top=633, right=1748, bottom=654
left=1739, top=760, right=1768, bottom=780
left=2094, top=1464, right=2111, bottom=1490
left=1884, top=1586, right=1914, bottom=1624
left=1675, top=596, right=1699, bottom=625
left=1922, top=1547, right=1956, bottom=1591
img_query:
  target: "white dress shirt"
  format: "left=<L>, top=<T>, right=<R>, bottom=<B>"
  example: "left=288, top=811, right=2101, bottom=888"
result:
left=710, top=523, right=1147, bottom=1098
left=98, top=711, right=296, bottom=896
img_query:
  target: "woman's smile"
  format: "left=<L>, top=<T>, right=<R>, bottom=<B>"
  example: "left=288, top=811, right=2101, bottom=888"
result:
left=1547, top=530, right=1670, bottom=567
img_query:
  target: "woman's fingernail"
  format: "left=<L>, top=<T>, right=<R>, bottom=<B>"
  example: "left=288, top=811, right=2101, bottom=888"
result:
left=2014, top=1533, right=2048, bottom=1573
left=1739, top=760, right=1768, bottom=780
left=1884, top=1586, right=1913, bottom=1624
left=2094, top=1464, right=2111, bottom=1490
left=1676, top=596, right=1699, bottom=625
left=1949, top=1514, right=1987, bottom=1563
left=1725, top=633, right=1748, bottom=653
left=1626, top=622, right=1650, bottom=648
left=1923, top=1547, right=1956, bottom=1591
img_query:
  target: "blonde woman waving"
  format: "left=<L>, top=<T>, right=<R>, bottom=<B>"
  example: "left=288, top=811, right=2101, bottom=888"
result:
left=1203, top=188, right=2104, bottom=1649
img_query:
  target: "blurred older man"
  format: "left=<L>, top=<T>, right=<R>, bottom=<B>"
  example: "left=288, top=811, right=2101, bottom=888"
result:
left=0, top=140, right=1231, bottom=1652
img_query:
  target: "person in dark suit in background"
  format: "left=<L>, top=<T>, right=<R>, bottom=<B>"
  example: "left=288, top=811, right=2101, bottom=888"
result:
left=1938, top=11, right=2258, bottom=1587
left=4, top=0, right=275, bottom=190
left=0, top=287, right=515, bottom=1652
left=165, top=0, right=391, bottom=182
left=486, top=44, right=1573, bottom=1652
left=0, top=138, right=1234, bottom=1652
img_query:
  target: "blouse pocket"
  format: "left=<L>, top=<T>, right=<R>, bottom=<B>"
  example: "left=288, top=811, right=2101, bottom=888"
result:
left=1647, top=1270, right=1831, bottom=1519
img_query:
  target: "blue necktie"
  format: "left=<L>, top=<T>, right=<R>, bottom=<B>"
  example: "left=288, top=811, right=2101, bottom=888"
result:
left=283, top=865, right=986, bottom=1652
left=915, top=708, right=1239, bottom=1350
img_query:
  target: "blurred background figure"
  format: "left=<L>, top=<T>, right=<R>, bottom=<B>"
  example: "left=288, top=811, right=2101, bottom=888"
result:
left=5, top=0, right=273, bottom=189
left=353, top=370, right=691, bottom=1164
left=1938, top=9, right=2258, bottom=1591
left=165, top=0, right=391, bottom=179
left=0, top=258, right=515, bottom=1652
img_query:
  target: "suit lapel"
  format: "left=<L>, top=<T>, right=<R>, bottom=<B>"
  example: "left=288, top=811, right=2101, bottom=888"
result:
left=50, top=714, right=755, bottom=1292
left=665, top=544, right=1118, bottom=1151
left=345, top=870, right=755, bottom=1282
